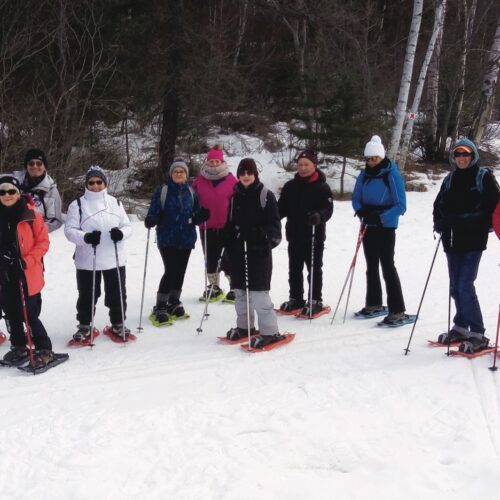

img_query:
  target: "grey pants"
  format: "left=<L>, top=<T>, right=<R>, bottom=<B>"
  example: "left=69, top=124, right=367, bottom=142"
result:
left=234, top=289, right=279, bottom=336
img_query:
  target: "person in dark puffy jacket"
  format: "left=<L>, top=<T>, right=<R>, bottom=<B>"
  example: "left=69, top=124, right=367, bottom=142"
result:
left=145, top=159, right=209, bottom=324
left=277, top=149, right=333, bottom=317
left=352, top=135, right=409, bottom=326
left=433, top=138, right=499, bottom=354
left=223, top=158, right=283, bottom=348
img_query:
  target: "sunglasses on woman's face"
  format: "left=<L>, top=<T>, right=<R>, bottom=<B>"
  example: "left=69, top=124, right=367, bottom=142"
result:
left=28, top=160, right=44, bottom=167
left=0, top=189, right=19, bottom=196
left=453, top=152, right=473, bottom=158
left=87, top=180, right=104, bottom=186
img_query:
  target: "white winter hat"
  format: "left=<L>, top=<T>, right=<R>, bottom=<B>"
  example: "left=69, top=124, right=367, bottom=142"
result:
left=364, top=135, right=386, bottom=158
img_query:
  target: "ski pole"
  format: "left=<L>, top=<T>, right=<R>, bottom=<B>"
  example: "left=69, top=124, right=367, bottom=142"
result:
left=244, top=240, right=252, bottom=344
left=488, top=304, right=500, bottom=372
left=446, top=278, right=452, bottom=357
left=203, top=223, right=208, bottom=303
left=18, top=278, right=35, bottom=373
left=196, top=248, right=225, bottom=334
left=89, top=245, right=98, bottom=347
left=308, top=225, right=316, bottom=322
left=404, top=235, right=442, bottom=355
left=330, top=224, right=367, bottom=325
left=113, top=241, right=127, bottom=343
left=137, top=228, right=150, bottom=333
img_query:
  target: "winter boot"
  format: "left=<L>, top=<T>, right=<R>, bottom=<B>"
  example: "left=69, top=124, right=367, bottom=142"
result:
left=226, top=326, right=257, bottom=341
left=356, top=305, right=386, bottom=317
left=279, top=298, right=305, bottom=312
left=380, top=311, right=408, bottom=326
left=33, top=350, right=55, bottom=370
left=152, top=292, right=171, bottom=324
left=250, top=333, right=286, bottom=349
left=437, top=326, right=468, bottom=344
left=72, top=325, right=91, bottom=343
left=300, top=300, right=325, bottom=317
left=111, top=324, right=131, bottom=339
left=2, top=346, right=29, bottom=366
left=224, top=290, right=236, bottom=303
left=167, top=300, right=186, bottom=319
left=202, top=284, right=224, bottom=301
left=459, top=335, right=490, bottom=354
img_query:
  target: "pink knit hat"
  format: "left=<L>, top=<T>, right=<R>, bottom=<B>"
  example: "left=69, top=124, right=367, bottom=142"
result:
left=207, top=146, right=224, bottom=162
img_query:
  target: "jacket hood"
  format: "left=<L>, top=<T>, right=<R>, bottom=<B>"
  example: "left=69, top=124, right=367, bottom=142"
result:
left=14, top=170, right=57, bottom=193
left=449, top=138, right=479, bottom=169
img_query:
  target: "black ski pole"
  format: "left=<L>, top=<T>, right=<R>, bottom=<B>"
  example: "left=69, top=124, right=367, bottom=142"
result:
left=89, top=245, right=98, bottom=347
left=196, top=248, right=225, bottom=334
left=330, top=224, right=367, bottom=325
left=18, top=278, right=35, bottom=373
left=113, top=241, right=127, bottom=343
left=309, top=225, right=316, bottom=322
left=137, top=228, right=150, bottom=334
left=488, top=304, right=500, bottom=372
left=244, top=240, right=252, bottom=344
left=404, top=235, right=442, bottom=355
left=446, top=278, right=452, bottom=356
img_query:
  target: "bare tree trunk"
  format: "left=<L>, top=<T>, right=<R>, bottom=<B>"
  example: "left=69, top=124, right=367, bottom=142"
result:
left=388, top=0, right=424, bottom=160
left=425, top=18, right=445, bottom=161
left=233, top=0, right=249, bottom=67
left=399, top=0, right=447, bottom=169
left=470, top=14, right=500, bottom=144
left=451, top=0, right=477, bottom=141
left=340, top=156, right=346, bottom=198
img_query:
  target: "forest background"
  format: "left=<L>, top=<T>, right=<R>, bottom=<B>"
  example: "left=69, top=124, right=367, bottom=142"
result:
left=0, top=0, right=499, bottom=205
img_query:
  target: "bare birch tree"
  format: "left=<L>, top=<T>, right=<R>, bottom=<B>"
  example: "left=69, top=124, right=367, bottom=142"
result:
left=399, top=0, right=447, bottom=169
left=387, top=0, right=423, bottom=160
left=470, top=13, right=500, bottom=144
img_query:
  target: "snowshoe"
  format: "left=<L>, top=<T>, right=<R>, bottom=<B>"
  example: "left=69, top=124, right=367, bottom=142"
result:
left=166, top=301, right=190, bottom=321
left=241, top=332, right=296, bottom=353
left=296, top=301, right=331, bottom=319
left=0, top=346, right=30, bottom=367
left=354, top=306, right=388, bottom=319
left=377, top=313, right=416, bottom=328
left=222, top=290, right=236, bottom=304
left=19, top=352, right=69, bottom=374
left=0, top=331, right=6, bottom=345
left=458, top=336, right=490, bottom=355
left=436, top=328, right=468, bottom=345
left=199, top=284, right=225, bottom=303
left=149, top=306, right=173, bottom=327
left=67, top=325, right=100, bottom=347
left=103, top=325, right=137, bottom=343
left=276, top=298, right=305, bottom=315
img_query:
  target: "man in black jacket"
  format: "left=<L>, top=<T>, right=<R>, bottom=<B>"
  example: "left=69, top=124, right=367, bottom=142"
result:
left=278, top=149, right=334, bottom=317
left=433, top=138, right=499, bottom=354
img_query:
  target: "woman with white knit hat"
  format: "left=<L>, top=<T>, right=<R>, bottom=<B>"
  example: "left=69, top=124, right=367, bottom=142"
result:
left=351, top=135, right=410, bottom=326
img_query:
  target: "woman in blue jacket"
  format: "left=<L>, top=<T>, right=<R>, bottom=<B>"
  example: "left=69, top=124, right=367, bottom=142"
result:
left=145, top=159, right=209, bottom=325
left=352, top=135, right=409, bottom=326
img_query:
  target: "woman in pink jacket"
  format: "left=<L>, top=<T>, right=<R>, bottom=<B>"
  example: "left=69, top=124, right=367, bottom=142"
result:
left=493, top=201, right=500, bottom=239
left=192, top=146, right=237, bottom=302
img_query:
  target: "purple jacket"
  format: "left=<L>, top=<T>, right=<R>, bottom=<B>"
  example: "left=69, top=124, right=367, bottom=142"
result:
left=192, top=174, right=237, bottom=229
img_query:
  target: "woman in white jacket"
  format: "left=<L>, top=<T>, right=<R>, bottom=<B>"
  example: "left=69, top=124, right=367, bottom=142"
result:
left=64, top=166, right=132, bottom=342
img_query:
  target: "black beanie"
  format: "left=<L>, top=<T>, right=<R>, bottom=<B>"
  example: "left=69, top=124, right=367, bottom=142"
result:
left=237, top=158, right=259, bottom=178
left=296, top=149, right=318, bottom=165
left=24, top=148, right=48, bottom=168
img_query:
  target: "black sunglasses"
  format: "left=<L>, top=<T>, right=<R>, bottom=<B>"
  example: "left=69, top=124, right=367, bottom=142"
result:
left=0, top=189, right=19, bottom=196
left=453, top=152, right=473, bottom=158
left=87, top=180, right=104, bottom=186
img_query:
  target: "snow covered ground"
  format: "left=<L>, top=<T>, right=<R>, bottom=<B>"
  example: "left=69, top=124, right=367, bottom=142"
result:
left=0, top=177, right=499, bottom=500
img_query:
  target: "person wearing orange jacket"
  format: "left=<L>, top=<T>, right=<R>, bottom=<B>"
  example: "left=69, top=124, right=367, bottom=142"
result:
left=0, top=175, right=54, bottom=369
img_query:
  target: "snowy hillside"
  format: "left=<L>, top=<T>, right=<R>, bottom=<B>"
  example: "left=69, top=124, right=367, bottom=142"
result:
left=0, top=179, right=499, bottom=500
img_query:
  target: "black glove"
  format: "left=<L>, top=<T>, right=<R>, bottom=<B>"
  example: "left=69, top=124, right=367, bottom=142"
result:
left=144, top=215, right=157, bottom=229
left=110, top=227, right=124, bottom=242
left=307, top=211, right=321, bottom=226
left=84, top=230, right=101, bottom=247
left=363, top=211, right=381, bottom=226
left=199, top=207, right=210, bottom=222
left=1, top=249, right=17, bottom=267
left=434, top=217, right=452, bottom=234
left=355, top=207, right=371, bottom=218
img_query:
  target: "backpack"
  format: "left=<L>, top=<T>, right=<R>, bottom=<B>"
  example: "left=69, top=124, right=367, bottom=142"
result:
left=160, top=183, right=195, bottom=210
left=443, top=166, right=495, bottom=194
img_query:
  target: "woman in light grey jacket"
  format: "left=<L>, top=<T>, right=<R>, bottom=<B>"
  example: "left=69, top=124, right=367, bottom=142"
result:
left=14, top=148, right=63, bottom=233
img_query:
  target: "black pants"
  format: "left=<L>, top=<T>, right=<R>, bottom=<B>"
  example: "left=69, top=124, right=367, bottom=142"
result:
left=158, top=246, right=192, bottom=295
left=362, top=227, right=405, bottom=313
left=288, top=238, right=324, bottom=302
left=1, top=280, right=52, bottom=350
left=200, top=228, right=231, bottom=276
left=76, top=267, right=126, bottom=325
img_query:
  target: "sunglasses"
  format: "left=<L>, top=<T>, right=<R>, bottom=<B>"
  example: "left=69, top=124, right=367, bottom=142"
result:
left=28, top=160, right=44, bottom=167
left=87, top=180, right=104, bottom=186
left=0, top=189, right=19, bottom=196
left=364, top=156, right=379, bottom=162
left=453, top=152, right=473, bottom=158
